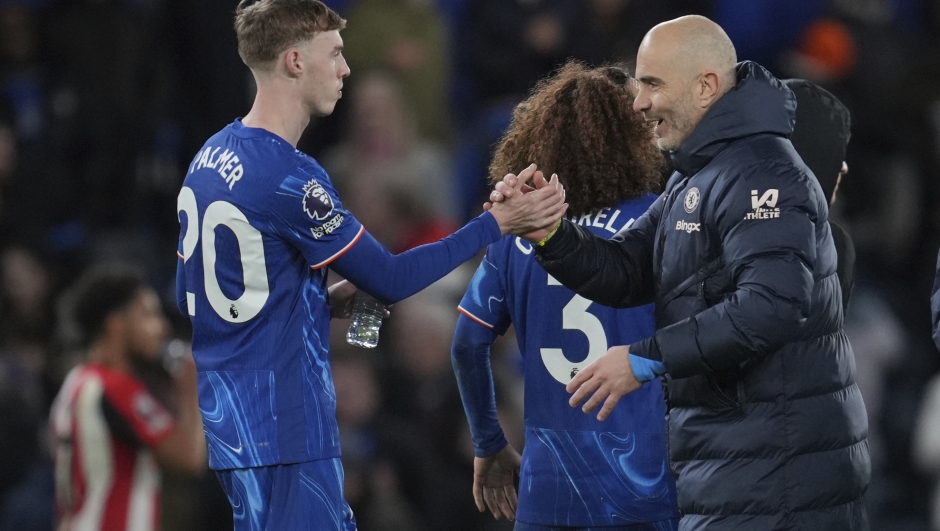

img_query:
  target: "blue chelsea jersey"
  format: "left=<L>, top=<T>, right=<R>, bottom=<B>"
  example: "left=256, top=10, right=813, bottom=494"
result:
left=458, top=194, right=679, bottom=526
left=176, top=120, right=363, bottom=470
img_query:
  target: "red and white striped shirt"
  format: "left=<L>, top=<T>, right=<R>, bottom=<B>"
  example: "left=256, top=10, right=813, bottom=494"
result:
left=50, top=363, right=176, bottom=531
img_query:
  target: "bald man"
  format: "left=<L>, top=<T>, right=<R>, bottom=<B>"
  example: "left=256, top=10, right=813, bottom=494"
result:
left=490, top=15, right=870, bottom=531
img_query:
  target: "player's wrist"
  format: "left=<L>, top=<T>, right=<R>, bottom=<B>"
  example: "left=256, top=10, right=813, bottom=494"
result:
left=537, top=219, right=562, bottom=247
left=477, top=210, right=503, bottom=239
left=519, top=228, right=547, bottom=243
left=474, top=435, right=509, bottom=458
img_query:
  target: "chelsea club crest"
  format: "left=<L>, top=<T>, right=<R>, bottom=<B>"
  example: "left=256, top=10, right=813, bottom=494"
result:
left=684, top=187, right=700, bottom=213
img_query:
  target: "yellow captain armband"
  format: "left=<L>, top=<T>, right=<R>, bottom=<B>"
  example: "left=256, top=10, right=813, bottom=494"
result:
left=537, top=219, right=562, bottom=247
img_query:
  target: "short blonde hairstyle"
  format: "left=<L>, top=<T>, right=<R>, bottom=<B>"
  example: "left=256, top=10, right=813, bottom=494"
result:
left=234, top=0, right=346, bottom=69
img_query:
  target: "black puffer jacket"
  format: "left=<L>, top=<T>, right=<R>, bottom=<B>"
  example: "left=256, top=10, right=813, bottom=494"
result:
left=535, top=62, right=870, bottom=530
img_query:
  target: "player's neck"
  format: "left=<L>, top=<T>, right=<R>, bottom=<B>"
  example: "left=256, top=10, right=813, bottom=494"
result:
left=87, top=339, right=132, bottom=374
left=242, top=83, right=310, bottom=147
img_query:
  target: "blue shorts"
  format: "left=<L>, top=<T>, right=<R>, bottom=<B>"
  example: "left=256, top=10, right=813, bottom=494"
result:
left=215, top=458, right=356, bottom=531
left=514, top=519, right=679, bottom=531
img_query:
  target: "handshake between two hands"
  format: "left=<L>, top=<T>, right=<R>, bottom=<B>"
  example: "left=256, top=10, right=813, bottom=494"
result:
left=485, top=163, right=644, bottom=422
left=483, top=163, right=568, bottom=242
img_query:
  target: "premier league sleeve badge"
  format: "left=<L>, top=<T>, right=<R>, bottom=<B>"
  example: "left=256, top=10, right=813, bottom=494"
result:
left=302, top=179, right=335, bottom=222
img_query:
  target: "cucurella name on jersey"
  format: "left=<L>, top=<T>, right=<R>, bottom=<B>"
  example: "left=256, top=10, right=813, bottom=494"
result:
left=565, top=206, right=635, bottom=233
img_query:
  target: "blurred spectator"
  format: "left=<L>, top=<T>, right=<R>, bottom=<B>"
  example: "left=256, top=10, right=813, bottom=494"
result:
left=0, top=246, right=54, bottom=524
left=0, top=103, right=15, bottom=221
left=0, top=3, right=44, bottom=146
left=1, top=245, right=53, bottom=343
left=0, top=242, right=57, bottom=413
left=333, top=354, right=424, bottom=530
left=323, top=72, right=456, bottom=251
left=784, top=78, right=855, bottom=308
left=161, top=0, right=252, bottom=158
left=44, top=0, right=166, bottom=227
left=340, top=0, right=452, bottom=142
left=461, top=0, right=575, bottom=112
left=450, top=0, right=577, bottom=222
left=0, top=3, right=64, bottom=244
left=844, top=286, right=905, bottom=468
left=711, top=0, right=827, bottom=68
left=568, top=0, right=688, bottom=66
left=793, top=6, right=921, bottom=280
left=781, top=18, right=859, bottom=85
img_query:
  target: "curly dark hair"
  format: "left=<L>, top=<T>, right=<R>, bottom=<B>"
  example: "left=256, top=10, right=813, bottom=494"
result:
left=488, top=61, right=664, bottom=216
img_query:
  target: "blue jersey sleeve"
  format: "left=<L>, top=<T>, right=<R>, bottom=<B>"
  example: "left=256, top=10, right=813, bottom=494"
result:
left=456, top=247, right=512, bottom=334
left=330, top=212, right=502, bottom=304
left=451, top=246, right=513, bottom=457
left=267, top=164, right=364, bottom=270
left=451, top=314, right=508, bottom=457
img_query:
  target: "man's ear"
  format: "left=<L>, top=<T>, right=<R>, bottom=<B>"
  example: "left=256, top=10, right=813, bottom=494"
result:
left=283, top=48, right=303, bottom=78
left=697, top=71, right=722, bottom=108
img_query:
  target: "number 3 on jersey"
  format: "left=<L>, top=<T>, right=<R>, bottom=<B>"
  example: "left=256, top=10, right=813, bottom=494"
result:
left=540, top=274, right=608, bottom=384
left=178, top=186, right=270, bottom=323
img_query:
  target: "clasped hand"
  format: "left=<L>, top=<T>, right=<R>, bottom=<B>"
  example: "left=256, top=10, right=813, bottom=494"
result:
left=485, top=163, right=567, bottom=241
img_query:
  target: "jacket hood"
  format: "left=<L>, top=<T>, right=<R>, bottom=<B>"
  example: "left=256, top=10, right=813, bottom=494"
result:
left=670, top=61, right=796, bottom=176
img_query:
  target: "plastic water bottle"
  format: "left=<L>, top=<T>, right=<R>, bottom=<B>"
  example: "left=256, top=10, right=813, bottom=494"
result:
left=346, top=292, right=385, bottom=348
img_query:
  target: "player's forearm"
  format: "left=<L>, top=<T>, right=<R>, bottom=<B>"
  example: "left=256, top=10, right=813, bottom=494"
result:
left=451, top=316, right=507, bottom=457
left=156, top=387, right=206, bottom=474
left=178, top=392, right=207, bottom=471
left=333, top=213, right=501, bottom=304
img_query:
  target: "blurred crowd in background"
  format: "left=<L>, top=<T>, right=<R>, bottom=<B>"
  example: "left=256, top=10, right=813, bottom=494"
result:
left=0, top=0, right=939, bottom=530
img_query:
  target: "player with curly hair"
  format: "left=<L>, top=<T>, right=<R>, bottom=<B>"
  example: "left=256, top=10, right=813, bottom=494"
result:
left=452, top=61, right=680, bottom=531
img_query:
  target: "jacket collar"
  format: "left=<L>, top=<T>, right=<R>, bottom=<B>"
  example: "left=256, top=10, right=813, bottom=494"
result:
left=669, top=61, right=796, bottom=176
